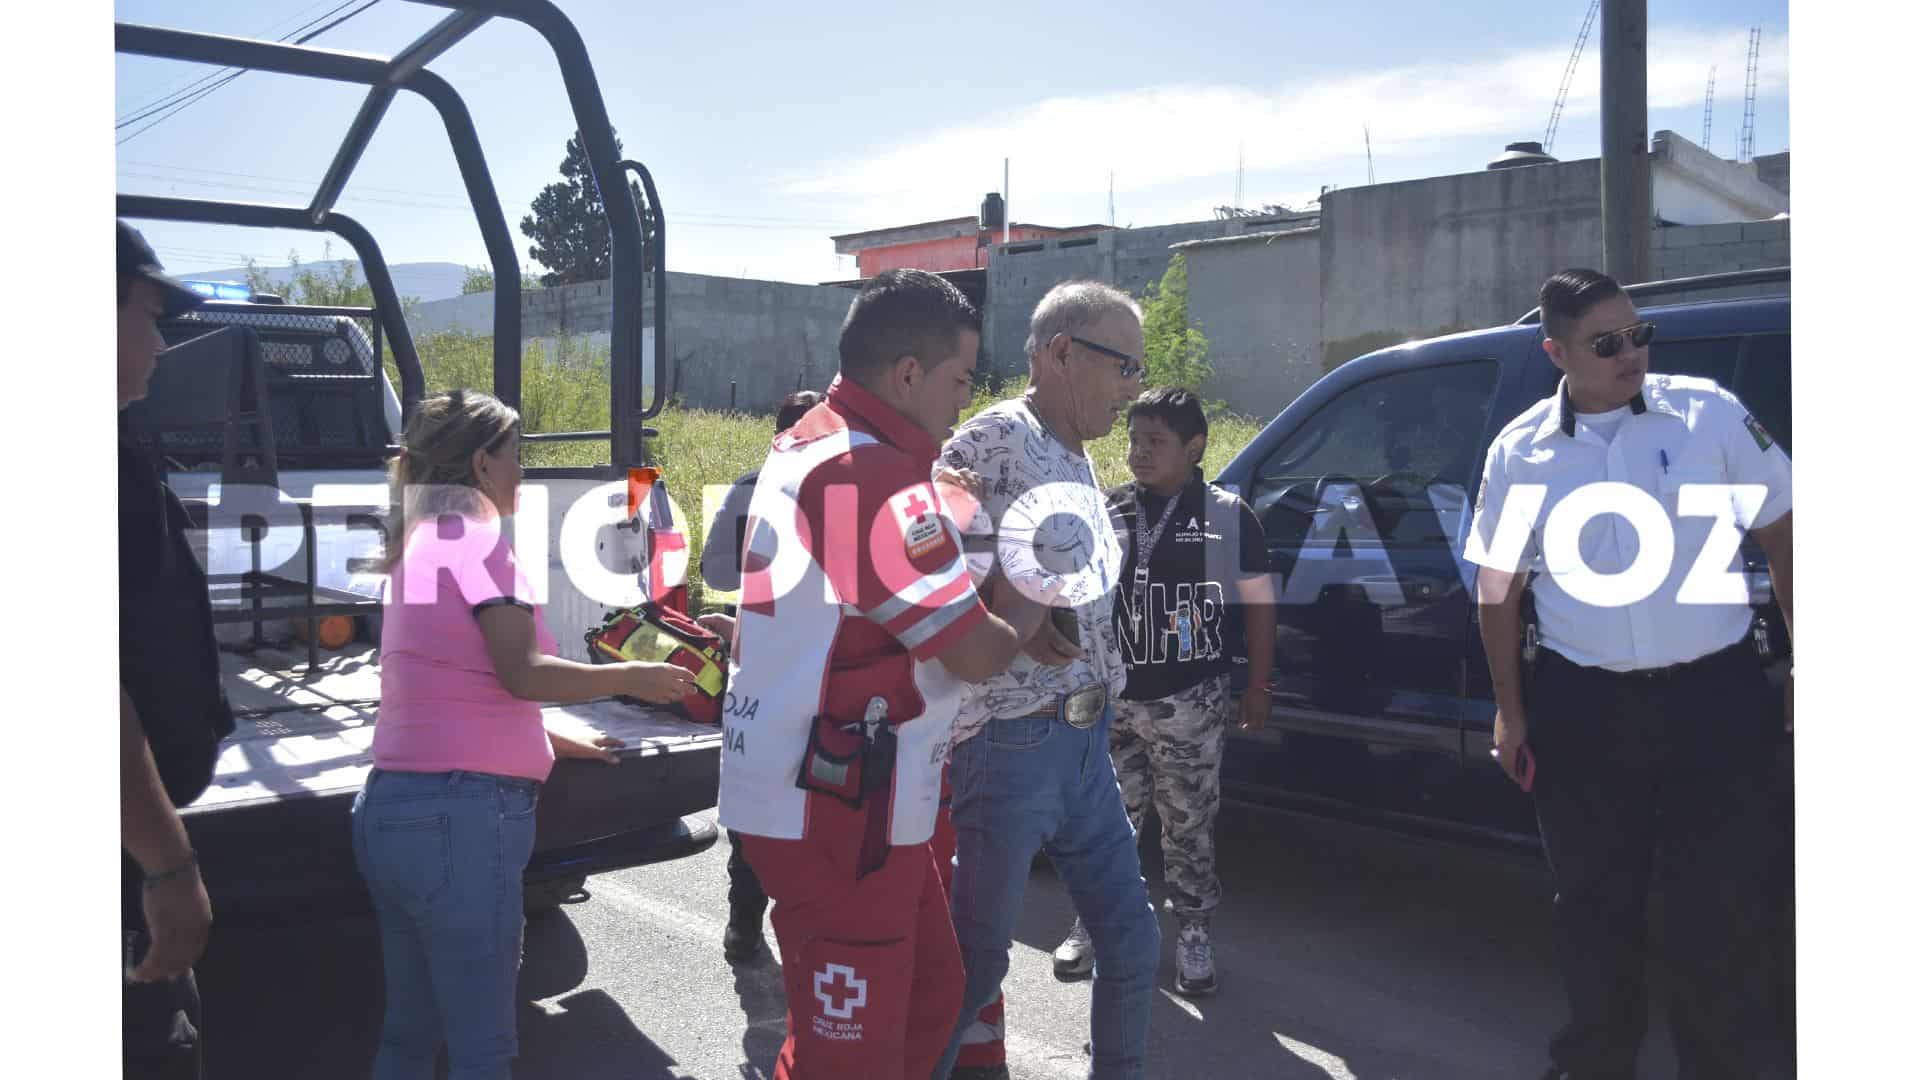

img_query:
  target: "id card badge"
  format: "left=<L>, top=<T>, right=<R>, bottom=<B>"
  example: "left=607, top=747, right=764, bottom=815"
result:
left=1175, top=602, right=1194, bottom=661
left=1130, top=567, right=1150, bottom=634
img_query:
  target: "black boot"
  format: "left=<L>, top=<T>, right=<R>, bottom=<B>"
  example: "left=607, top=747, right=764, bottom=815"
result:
left=722, top=914, right=763, bottom=962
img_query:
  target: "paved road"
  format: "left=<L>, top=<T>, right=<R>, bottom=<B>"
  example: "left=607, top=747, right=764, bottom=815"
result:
left=200, top=802, right=1692, bottom=1079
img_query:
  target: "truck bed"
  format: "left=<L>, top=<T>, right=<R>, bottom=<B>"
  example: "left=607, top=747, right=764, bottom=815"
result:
left=188, top=641, right=723, bottom=919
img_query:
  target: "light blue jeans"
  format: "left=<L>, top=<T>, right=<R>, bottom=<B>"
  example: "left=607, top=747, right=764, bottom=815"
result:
left=351, top=768, right=539, bottom=1080
left=935, top=707, right=1161, bottom=1080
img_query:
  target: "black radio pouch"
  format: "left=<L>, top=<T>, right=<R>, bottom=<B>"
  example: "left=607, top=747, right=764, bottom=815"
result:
left=796, top=715, right=869, bottom=808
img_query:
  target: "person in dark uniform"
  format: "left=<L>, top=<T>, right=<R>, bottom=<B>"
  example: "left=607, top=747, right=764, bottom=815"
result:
left=696, top=388, right=821, bottom=962
left=117, top=220, right=239, bottom=1080
left=1467, top=268, right=1794, bottom=1079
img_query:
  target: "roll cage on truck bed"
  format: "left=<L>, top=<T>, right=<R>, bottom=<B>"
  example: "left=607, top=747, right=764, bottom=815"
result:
left=116, top=0, right=722, bottom=919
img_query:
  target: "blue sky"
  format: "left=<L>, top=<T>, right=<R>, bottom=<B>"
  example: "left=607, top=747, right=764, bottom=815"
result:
left=113, top=0, right=1791, bottom=287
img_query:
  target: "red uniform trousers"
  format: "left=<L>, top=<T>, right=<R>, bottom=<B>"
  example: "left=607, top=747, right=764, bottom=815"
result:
left=740, top=792, right=963, bottom=1080
left=931, top=768, right=1008, bottom=1071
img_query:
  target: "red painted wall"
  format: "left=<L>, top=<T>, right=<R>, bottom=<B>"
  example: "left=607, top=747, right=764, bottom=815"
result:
left=855, top=226, right=1090, bottom=277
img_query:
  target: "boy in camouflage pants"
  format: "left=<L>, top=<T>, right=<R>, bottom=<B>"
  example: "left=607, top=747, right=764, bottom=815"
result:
left=1053, top=387, right=1275, bottom=997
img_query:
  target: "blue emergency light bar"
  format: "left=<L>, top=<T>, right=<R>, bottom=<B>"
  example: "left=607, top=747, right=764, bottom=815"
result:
left=183, top=280, right=254, bottom=302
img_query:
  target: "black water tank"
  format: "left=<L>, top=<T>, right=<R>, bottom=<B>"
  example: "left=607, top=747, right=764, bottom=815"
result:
left=980, top=192, right=1006, bottom=231
left=1488, top=141, right=1559, bottom=170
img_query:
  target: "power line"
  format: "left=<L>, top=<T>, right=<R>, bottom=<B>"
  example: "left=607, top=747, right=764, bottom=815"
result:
left=115, top=0, right=356, bottom=128
left=120, top=158, right=462, bottom=201
left=119, top=161, right=866, bottom=227
left=116, top=1, right=363, bottom=129
left=257, top=0, right=362, bottom=40
left=117, top=0, right=382, bottom=147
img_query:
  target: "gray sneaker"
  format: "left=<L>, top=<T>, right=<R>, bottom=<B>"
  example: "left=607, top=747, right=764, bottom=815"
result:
left=1173, top=920, right=1216, bottom=997
left=1052, top=917, right=1094, bottom=980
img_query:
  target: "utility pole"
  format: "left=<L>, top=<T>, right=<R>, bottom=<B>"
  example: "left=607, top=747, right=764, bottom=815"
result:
left=1600, top=0, right=1651, bottom=285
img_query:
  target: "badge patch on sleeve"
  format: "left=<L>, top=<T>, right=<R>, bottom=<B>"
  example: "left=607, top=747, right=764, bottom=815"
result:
left=1743, top=414, right=1775, bottom=452
left=891, top=485, right=952, bottom=561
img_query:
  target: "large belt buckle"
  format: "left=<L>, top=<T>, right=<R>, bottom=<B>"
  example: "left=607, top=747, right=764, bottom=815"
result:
left=1061, top=685, right=1106, bottom=729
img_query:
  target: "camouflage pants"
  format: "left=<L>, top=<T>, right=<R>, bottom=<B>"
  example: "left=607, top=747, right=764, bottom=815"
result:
left=1110, top=673, right=1229, bottom=923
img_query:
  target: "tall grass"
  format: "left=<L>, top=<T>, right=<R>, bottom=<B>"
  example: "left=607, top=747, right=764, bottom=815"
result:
left=404, top=333, right=1264, bottom=610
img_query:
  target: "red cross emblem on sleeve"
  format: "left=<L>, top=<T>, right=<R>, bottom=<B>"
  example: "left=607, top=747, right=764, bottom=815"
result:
left=892, top=486, right=947, bottom=561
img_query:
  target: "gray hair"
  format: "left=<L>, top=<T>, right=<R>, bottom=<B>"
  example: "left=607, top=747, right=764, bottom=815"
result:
left=1024, top=280, right=1143, bottom=359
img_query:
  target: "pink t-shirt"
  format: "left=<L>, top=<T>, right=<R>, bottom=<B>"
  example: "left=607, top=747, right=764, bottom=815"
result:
left=373, top=513, right=559, bottom=781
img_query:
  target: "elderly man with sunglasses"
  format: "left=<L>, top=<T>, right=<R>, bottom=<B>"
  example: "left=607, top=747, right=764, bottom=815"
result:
left=931, top=280, right=1158, bottom=1080
left=1466, top=268, right=1794, bottom=1080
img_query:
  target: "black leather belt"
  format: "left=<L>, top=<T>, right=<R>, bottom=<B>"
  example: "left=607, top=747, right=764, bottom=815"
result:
left=1543, top=639, right=1751, bottom=682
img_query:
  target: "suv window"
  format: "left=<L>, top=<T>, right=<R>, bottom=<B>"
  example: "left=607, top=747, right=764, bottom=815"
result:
left=1650, top=334, right=1740, bottom=385
left=1250, top=360, right=1499, bottom=548
left=1649, top=331, right=1792, bottom=456
left=1735, top=333, right=1791, bottom=456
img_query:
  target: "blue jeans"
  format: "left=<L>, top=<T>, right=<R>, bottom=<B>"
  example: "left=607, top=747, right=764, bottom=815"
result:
left=351, top=769, right=539, bottom=1080
left=935, top=708, right=1160, bottom=1080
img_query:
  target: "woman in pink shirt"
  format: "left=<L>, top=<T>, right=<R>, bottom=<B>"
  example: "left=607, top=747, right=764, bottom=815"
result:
left=351, top=389, right=692, bottom=1080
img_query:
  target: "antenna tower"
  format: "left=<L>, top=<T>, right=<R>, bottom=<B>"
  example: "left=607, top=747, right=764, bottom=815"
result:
left=1739, top=27, right=1761, bottom=162
left=1234, top=144, right=1244, bottom=210
left=1108, top=171, right=1115, bottom=227
left=1702, top=66, right=1716, bottom=153
left=1365, top=124, right=1376, bottom=185
left=1544, top=0, right=1600, bottom=155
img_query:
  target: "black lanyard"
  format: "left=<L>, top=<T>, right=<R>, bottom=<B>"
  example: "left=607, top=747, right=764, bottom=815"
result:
left=1130, top=487, right=1184, bottom=623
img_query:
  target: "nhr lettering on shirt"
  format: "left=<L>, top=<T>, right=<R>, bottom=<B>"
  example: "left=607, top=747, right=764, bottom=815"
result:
left=1119, top=581, right=1229, bottom=665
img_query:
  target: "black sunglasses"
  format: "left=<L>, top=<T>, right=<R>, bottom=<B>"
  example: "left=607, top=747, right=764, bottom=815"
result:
left=1068, top=335, right=1144, bottom=378
left=1589, top=321, right=1656, bottom=358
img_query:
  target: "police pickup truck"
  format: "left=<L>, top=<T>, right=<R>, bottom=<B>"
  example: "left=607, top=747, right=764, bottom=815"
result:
left=116, top=0, right=720, bottom=919
left=1214, top=269, right=1791, bottom=847
left=122, top=291, right=721, bottom=918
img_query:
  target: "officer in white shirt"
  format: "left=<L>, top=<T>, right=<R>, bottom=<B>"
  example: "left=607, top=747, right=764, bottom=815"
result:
left=1467, top=269, right=1793, bottom=1080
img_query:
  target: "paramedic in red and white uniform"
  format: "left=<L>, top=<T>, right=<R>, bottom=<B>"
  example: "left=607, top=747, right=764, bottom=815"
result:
left=717, top=269, right=1051, bottom=1080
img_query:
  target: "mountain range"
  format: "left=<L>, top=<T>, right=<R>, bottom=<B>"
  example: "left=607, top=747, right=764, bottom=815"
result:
left=177, top=260, right=473, bottom=304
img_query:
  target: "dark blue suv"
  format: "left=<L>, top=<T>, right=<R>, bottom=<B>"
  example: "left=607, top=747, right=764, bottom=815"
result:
left=1213, top=271, right=1791, bottom=847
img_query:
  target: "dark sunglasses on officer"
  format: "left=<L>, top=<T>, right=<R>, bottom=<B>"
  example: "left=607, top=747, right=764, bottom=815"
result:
left=1588, top=320, right=1656, bottom=359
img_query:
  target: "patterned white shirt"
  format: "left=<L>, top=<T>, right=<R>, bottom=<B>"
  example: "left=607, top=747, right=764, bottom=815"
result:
left=940, top=397, right=1126, bottom=745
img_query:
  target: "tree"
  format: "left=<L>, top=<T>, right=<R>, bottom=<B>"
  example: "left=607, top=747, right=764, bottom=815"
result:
left=1139, top=254, right=1211, bottom=389
left=519, top=129, right=654, bottom=287
left=461, top=265, right=495, bottom=294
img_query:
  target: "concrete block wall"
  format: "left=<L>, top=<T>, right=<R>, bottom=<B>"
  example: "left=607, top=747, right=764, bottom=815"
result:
left=407, top=272, right=853, bottom=413
left=1653, top=218, right=1790, bottom=280
left=1177, top=228, right=1323, bottom=419
left=655, top=272, right=852, bottom=412
left=1319, top=158, right=1605, bottom=362
left=981, top=215, right=1315, bottom=380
